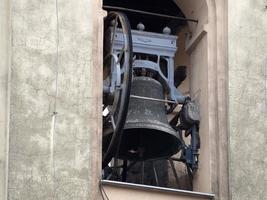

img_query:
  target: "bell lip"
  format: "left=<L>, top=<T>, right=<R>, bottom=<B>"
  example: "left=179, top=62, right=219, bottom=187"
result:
left=124, top=122, right=180, bottom=139
left=103, top=125, right=182, bottom=161
left=118, top=124, right=182, bottom=160
left=118, top=149, right=181, bottom=161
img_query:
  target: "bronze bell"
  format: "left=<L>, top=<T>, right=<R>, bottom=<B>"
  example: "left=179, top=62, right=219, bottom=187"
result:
left=117, top=76, right=181, bottom=160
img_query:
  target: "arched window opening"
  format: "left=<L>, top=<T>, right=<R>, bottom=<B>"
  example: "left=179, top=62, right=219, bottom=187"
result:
left=101, top=0, right=208, bottom=192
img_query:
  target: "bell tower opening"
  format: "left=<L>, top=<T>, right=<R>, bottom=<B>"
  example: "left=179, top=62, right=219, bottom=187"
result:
left=101, top=0, right=210, bottom=193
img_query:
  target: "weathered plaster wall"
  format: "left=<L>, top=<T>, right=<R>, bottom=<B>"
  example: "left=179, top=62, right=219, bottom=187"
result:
left=229, top=1, right=267, bottom=200
left=6, top=0, right=103, bottom=199
left=0, top=0, right=10, bottom=199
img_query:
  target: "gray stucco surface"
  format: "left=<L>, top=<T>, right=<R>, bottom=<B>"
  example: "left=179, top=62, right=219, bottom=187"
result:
left=0, top=0, right=10, bottom=199
left=229, top=1, right=267, bottom=199
left=7, top=0, right=101, bottom=199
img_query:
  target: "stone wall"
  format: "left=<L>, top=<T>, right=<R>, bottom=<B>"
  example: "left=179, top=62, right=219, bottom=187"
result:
left=228, top=1, right=267, bottom=200
left=0, top=0, right=10, bottom=199
left=1, top=0, right=104, bottom=199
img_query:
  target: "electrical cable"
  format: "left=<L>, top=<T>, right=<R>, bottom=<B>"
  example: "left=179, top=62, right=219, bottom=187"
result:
left=50, top=0, right=60, bottom=198
left=169, top=159, right=180, bottom=188
left=100, top=186, right=106, bottom=200
left=100, top=182, right=111, bottom=200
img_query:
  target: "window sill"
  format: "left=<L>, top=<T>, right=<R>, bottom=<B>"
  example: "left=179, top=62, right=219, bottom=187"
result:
left=101, top=180, right=215, bottom=200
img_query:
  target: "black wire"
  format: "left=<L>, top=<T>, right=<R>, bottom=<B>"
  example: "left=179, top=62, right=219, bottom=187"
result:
left=102, top=185, right=110, bottom=200
left=127, top=161, right=137, bottom=171
left=186, top=164, right=193, bottom=190
left=100, top=182, right=111, bottom=200
left=100, top=186, right=106, bottom=200
left=169, top=159, right=180, bottom=188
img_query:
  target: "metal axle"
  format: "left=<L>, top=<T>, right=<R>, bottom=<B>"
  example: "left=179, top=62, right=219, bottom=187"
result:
left=103, top=6, right=198, bottom=23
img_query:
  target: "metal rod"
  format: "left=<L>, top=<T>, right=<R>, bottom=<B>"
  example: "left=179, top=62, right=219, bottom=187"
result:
left=130, top=95, right=176, bottom=104
left=127, top=161, right=137, bottom=171
left=141, top=161, right=145, bottom=185
left=103, top=5, right=198, bottom=23
left=122, top=160, right=128, bottom=182
left=186, top=164, right=194, bottom=191
left=152, top=162, right=159, bottom=186
left=170, top=157, right=184, bottom=162
left=169, top=159, right=180, bottom=188
left=110, top=115, right=116, bottom=130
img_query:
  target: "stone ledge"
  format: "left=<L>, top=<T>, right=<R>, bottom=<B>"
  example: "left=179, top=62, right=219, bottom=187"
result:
left=101, top=180, right=215, bottom=200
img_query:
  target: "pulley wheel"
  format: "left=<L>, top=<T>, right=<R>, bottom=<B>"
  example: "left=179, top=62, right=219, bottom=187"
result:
left=102, top=11, right=133, bottom=168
